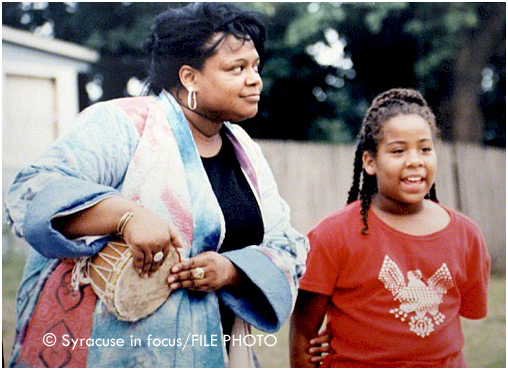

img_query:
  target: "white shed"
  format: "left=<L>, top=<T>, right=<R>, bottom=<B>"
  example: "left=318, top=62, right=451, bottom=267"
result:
left=2, top=25, right=99, bottom=178
left=2, top=27, right=100, bottom=362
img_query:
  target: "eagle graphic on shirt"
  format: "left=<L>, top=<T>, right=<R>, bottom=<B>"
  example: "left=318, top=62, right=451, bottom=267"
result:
left=378, top=255, right=454, bottom=338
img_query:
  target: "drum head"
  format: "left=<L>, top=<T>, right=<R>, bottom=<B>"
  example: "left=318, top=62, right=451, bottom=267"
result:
left=113, top=246, right=180, bottom=322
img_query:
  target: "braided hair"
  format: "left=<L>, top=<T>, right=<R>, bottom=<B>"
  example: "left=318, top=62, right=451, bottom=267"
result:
left=347, top=88, right=439, bottom=234
left=143, top=3, right=266, bottom=95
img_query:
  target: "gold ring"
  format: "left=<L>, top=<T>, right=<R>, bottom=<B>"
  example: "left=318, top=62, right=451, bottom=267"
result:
left=190, top=267, right=205, bottom=280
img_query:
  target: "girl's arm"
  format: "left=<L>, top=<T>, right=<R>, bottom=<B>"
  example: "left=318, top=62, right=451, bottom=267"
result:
left=290, top=290, right=329, bottom=368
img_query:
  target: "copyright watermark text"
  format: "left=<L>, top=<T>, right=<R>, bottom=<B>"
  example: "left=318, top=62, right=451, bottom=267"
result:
left=42, top=333, right=277, bottom=350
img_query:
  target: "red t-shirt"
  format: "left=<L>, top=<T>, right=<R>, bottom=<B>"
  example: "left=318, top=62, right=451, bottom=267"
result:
left=300, top=201, right=490, bottom=367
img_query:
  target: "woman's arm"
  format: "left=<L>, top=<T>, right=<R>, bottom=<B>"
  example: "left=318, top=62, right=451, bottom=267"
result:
left=290, top=290, right=329, bottom=368
left=204, top=127, right=309, bottom=331
left=166, top=125, right=308, bottom=330
left=5, top=101, right=140, bottom=258
left=52, top=195, right=133, bottom=238
left=53, top=195, right=183, bottom=276
left=166, top=251, right=240, bottom=292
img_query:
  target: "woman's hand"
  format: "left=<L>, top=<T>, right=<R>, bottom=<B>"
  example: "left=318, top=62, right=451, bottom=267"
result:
left=308, top=331, right=331, bottom=365
left=122, top=206, right=184, bottom=277
left=51, top=195, right=183, bottom=277
left=166, top=252, right=239, bottom=292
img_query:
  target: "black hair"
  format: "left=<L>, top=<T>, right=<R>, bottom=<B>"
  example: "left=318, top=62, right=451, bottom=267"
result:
left=143, top=2, right=266, bottom=95
left=346, top=88, right=439, bottom=234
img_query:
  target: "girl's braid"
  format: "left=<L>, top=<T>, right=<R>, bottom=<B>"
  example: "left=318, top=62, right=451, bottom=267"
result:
left=347, top=144, right=365, bottom=204
left=425, top=183, right=438, bottom=201
left=346, top=88, right=439, bottom=234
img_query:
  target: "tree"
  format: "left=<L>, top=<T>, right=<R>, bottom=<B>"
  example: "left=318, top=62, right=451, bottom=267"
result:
left=263, top=2, right=505, bottom=145
left=3, top=2, right=505, bottom=145
left=448, top=3, right=505, bottom=143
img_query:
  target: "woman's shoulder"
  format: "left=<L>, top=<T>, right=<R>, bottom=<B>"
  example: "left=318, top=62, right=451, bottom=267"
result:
left=224, top=123, right=264, bottom=161
left=225, top=123, right=254, bottom=143
left=80, top=96, right=161, bottom=135
left=82, top=96, right=156, bottom=112
left=110, top=95, right=158, bottom=109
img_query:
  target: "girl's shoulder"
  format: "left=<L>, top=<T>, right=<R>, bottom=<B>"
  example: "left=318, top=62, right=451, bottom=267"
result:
left=439, top=204, right=485, bottom=238
left=310, top=201, right=362, bottom=235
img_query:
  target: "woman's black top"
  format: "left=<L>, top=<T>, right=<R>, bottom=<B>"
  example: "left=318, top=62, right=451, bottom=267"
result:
left=201, top=130, right=264, bottom=345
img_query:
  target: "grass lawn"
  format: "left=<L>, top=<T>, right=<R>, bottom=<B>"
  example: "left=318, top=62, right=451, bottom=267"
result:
left=3, top=246, right=505, bottom=368
left=2, top=246, right=27, bottom=366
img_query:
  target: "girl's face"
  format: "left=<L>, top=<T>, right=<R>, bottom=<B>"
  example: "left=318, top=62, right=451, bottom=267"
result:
left=363, top=114, right=437, bottom=210
left=193, top=34, right=262, bottom=123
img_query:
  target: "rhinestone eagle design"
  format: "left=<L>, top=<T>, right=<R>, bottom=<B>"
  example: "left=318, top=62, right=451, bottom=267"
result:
left=378, top=255, right=454, bottom=338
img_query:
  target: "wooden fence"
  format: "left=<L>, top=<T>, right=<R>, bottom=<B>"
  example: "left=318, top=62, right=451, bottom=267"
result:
left=2, top=140, right=505, bottom=273
left=258, top=140, right=506, bottom=274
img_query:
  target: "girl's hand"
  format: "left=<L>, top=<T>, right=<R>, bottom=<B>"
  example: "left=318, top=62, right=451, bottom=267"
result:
left=122, top=206, right=183, bottom=277
left=308, top=331, right=331, bottom=365
left=166, top=252, right=239, bottom=292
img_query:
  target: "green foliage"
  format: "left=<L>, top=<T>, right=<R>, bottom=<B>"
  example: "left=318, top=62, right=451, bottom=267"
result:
left=363, top=3, right=408, bottom=34
left=403, top=3, right=479, bottom=78
left=284, top=4, right=346, bottom=46
left=249, top=2, right=505, bottom=144
left=2, top=2, right=504, bottom=145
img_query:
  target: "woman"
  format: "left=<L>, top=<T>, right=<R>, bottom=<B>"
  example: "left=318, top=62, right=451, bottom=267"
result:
left=5, top=3, right=326, bottom=367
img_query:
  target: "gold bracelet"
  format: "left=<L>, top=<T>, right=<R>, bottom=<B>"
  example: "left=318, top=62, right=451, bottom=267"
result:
left=117, top=210, right=134, bottom=236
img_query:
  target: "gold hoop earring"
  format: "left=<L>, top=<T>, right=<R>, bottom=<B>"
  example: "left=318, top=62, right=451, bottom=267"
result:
left=187, top=87, right=197, bottom=111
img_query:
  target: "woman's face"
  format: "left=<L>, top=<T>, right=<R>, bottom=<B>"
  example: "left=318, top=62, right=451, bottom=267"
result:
left=194, top=34, right=263, bottom=123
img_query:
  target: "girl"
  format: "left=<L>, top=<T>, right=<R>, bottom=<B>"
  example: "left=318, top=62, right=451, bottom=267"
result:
left=290, top=88, right=490, bottom=367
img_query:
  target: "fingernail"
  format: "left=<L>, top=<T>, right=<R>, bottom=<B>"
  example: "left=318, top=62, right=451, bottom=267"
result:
left=170, top=283, right=178, bottom=289
left=310, top=340, right=315, bottom=345
left=167, top=276, right=175, bottom=283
